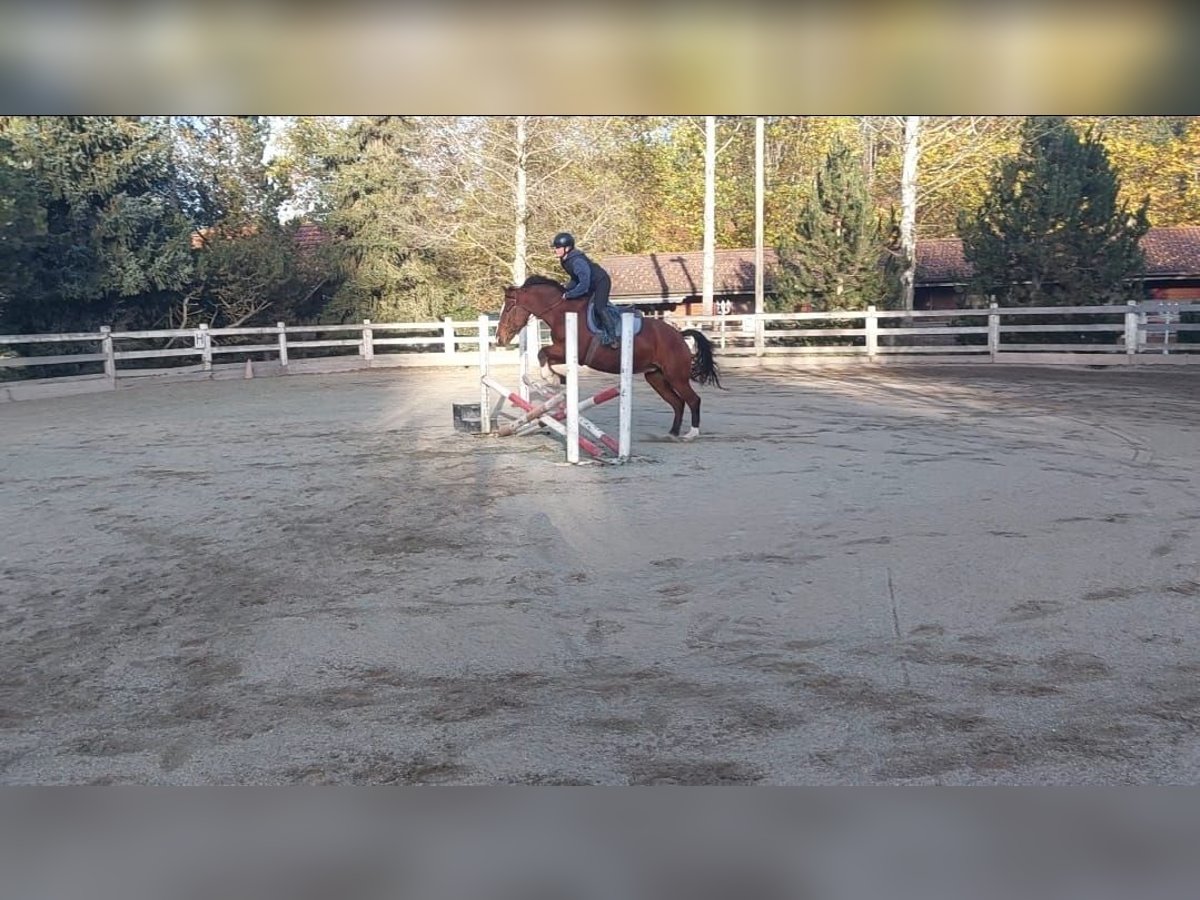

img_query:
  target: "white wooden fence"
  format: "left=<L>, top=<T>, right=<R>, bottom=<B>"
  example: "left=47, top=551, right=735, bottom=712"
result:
left=1, top=302, right=1198, bottom=402
left=677, top=300, right=1200, bottom=365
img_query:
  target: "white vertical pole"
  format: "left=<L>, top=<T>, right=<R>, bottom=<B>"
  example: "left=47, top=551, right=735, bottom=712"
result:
left=619, top=312, right=634, bottom=460
left=479, top=314, right=492, bottom=434
left=988, top=302, right=1000, bottom=362
left=361, top=319, right=374, bottom=364
left=100, top=325, right=116, bottom=386
left=277, top=321, right=289, bottom=369
left=565, top=312, right=580, bottom=464
left=865, top=305, right=878, bottom=360
left=199, top=323, right=212, bottom=372
left=1125, top=300, right=1138, bottom=363
left=754, top=116, right=764, bottom=323
left=519, top=324, right=535, bottom=402
left=442, top=316, right=456, bottom=356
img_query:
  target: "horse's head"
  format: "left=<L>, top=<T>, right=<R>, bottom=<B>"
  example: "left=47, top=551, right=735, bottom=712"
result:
left=495, top=286, right=531, bottom=345
left=494, top=276, right=565, bottom=345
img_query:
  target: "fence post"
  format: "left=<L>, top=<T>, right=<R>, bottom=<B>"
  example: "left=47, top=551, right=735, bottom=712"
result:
left=277, top=322, right=288, bottom=369
left=361, top=319, right=374, bottom=364
left=479, top=315, right=492, bottom=434
left=865, top=305, right=878, bottom=361
left=1125, top=300, right=1139, bottom=363
left=100, top=325, right=116, bottom=387
left=754, top=315, right=765, bottom=357
left=619, top=312, right=634, bottom=460
left=988, top=302, right=1000, bottom=362
left=198, top=323, right=212, bottom=372
left=565, top=312, right=580, bottom=464
left=442, top=316, right=456, bottom=356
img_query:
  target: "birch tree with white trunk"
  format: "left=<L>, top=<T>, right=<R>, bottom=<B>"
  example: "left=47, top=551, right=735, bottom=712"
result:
left=702, top=114, right=716, bottom=316
left=899, top=115, right=920, bottom=312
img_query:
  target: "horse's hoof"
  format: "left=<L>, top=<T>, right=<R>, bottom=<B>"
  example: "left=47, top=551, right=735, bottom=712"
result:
left=680, top=427, right=700, bottom=442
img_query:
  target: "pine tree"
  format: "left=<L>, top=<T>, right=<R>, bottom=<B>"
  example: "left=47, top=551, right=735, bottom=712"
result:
left=319, top=116, right=447, bottom=322
left=0, top=116, right=193, bottom=332
left=0, top=131, right=42, bottom=329
left=957, top=116, right=1150, bottom=307
left=773, top=136, right=894, bottom=311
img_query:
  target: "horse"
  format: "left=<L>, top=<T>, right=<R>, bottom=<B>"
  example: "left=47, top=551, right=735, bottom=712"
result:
left=495, top=275, right=722, bottom=440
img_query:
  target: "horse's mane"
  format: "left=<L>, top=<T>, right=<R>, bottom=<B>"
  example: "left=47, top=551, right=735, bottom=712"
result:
left=521, top=274, right=565, bottom=291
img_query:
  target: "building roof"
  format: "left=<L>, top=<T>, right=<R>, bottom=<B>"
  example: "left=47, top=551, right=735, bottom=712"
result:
left=294, top=221, right=327, bottom=253
left=599, top=248, right=780, bottom=300
left=894, top=226, right=1200, bottom=286
left=1142, top=226, right=1200, bottom=276
left=913, top=239, right=968, bottom=285
left=601, top=226, right=1200, bottom=296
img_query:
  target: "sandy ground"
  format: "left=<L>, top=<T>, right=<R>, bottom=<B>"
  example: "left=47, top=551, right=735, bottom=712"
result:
left=1, top=362, right=1199, bottom=784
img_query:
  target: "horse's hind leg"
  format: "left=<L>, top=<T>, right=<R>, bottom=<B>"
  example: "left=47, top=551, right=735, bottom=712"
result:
left=678, top=381, right=702, bottom=438
left=644, top=368, right=685, bottom=437
left=664, top=358, right=702, bottom=440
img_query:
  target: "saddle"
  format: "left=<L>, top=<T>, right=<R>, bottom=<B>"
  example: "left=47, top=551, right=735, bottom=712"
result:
left=586, top=301, right=643, bottom=341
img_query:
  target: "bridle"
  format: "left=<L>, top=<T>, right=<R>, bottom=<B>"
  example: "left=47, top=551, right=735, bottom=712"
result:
left=505, top=286, right=569, bottom=320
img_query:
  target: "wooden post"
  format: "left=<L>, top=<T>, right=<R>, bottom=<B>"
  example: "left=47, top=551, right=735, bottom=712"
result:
left=442, top=316, right=456, bottom=356
left=100, top=326, right=116, bottom=386
left=1125, top=300, right=1139, bottom=363
left=277, top=322, right=288, bottom=369
left=865, top=305, right=878, bottom=360
left=988, top=302, right=1000, bottom=362
left=565, top=312, right=580, bottom=464
left=755, top=316, right=765, bottom=357
left=361, top=319, right=374, bottom=364
left=619, top=312, right=634, bottom=460
left=198, top=323, right=212, bottom=372
left=479, top=314, right=492, bottom=434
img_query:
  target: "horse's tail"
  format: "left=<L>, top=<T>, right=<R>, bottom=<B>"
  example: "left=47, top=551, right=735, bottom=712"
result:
left=681, top=329, right=723, bottom=389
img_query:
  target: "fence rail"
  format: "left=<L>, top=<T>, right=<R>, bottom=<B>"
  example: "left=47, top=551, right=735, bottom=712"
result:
left=2, top=302, right=1198, bottom=402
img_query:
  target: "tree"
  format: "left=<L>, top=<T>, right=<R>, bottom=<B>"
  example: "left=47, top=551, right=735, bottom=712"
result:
left=897, top=115, right=920, bottom=312
left=0, top=130, right=42, bottom=329
left=168, top=116, right=321, bottom=329
left=1079, top=116, right=1200, bottom=227
left=958, top=116, right=1150, bottom=307
left=774, top=136, right=895, bottom=312
left=318, top=115, right=447, bottom=322
left=0, top=116, right=194, bottom=332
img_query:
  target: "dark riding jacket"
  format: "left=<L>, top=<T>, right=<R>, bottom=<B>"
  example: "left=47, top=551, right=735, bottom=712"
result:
left=560, top=249, right=611, bottom=301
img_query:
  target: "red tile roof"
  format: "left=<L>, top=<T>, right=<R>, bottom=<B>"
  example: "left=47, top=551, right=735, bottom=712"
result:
left=1142, top=226, right=1200, bottom=276
left=914, top=239, right=968, bottom=285
left=896, top=227, right=1200, bottom=285
left=601, top=227, right=1200, bottom=296
left=599, top=249, right=780, bottom=299
left=294, top=221, right=327, bottom=252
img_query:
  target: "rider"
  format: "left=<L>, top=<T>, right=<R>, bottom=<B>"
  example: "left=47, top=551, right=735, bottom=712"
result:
left=552, top=232, right=620, bottom=349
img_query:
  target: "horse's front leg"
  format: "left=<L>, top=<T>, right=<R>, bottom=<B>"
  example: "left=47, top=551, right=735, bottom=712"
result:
left=537, top=343, right=567, bottom=385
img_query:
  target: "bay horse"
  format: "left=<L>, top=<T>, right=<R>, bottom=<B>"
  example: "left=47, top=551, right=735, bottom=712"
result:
left=495, top=276, right=721, bottom=440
